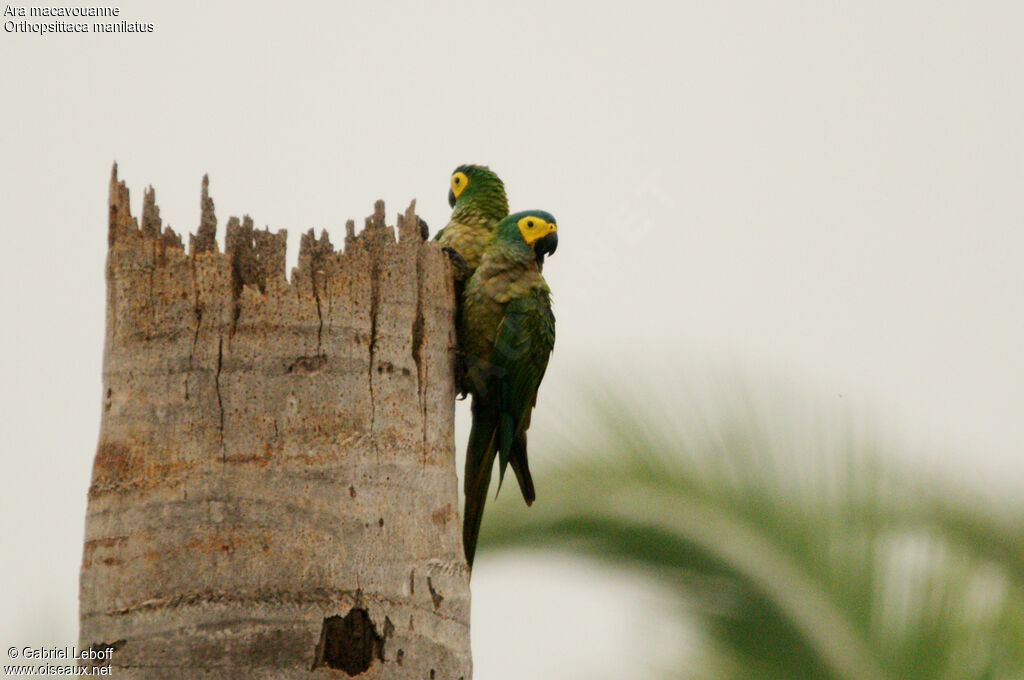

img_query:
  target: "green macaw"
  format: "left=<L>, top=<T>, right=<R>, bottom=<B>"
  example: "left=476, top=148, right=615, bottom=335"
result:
left=460, top=210, right=558, bottom=568
left=434, top=164, right=558, bottom=274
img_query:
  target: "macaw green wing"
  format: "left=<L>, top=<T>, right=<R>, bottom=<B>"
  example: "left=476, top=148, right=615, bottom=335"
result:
left=490, top=291, right=555, bottom=495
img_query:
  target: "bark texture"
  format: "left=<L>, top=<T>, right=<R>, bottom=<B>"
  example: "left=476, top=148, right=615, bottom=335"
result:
left=79, top=165, right=470, bottom=679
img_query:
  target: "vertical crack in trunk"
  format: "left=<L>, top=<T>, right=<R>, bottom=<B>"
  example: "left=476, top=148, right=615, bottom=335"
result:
left=186, top=255, right=202, bottom=401
left=311, top=269, right=324, bottom=355
left=300, top=229, right=332, bottom=358
left=215, top=334, right=225, bottom=458
left=322, top=258, right=333, bottom=357
left=367, top=253, right=381, bottom=437
left=412, top=245, right=428, bottom=461
left=147, top=260, right=156, bottom=338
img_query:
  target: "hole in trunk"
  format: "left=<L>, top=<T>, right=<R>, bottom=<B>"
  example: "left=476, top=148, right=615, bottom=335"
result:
left=313, top=608, right=384, bottom=676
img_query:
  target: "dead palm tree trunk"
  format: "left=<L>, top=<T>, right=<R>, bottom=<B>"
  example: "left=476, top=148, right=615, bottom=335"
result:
left=79, top=166, right=470, bottom=679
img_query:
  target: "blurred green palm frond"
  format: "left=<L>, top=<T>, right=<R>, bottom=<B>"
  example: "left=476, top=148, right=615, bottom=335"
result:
left=478, top=383, right=1024, bottom=680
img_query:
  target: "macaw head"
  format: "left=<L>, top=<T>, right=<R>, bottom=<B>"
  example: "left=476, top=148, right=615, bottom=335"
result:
left=497, top=210, right=558, bottom=257
left=448, top=164, right=509, bottom=217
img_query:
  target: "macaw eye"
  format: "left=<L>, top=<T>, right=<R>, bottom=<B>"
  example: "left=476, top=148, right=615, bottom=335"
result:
left=454, top=177, right=461, bottom=184
left=527, top=220, right=534, bottom=228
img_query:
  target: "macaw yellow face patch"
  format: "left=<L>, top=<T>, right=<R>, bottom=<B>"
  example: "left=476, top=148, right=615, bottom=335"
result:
left=451, top=171, right=469, bottom=200
left=517, top=215, right=557, bottom=244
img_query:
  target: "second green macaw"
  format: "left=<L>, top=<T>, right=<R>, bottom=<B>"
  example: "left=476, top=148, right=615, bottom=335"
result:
left=460, top=210, right=557, bottom=568
left=435, top=164, right=509, bottom=271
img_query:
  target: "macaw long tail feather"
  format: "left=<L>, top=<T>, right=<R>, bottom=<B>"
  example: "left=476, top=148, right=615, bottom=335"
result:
left=462, top=453, right=493, bottom=569
left=463, top=399, right=499, bottom=569
left=509, top=431, right=535, bottom=506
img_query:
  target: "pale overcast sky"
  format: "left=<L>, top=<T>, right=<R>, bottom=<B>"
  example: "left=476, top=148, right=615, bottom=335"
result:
left=2, top=2, right=1022, bottom=678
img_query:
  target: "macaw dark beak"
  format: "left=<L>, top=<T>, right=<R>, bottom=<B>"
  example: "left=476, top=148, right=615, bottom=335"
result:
left=448, top=189, right=457, bottom=208
left=533, top=231, right=558, bottom=265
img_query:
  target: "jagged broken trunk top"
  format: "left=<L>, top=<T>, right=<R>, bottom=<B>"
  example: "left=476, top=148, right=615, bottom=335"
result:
left=79, top=166, right=470, bottom=679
